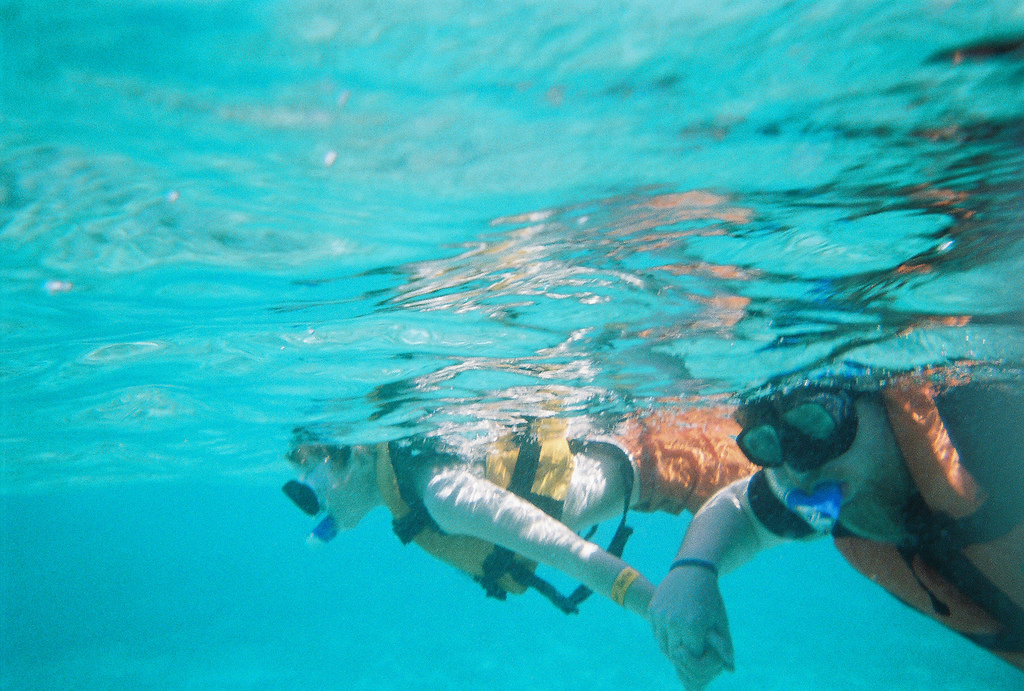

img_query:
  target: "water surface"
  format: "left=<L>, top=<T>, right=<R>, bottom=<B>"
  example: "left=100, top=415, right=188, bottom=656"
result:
left=2, top=2, right=1023, bottom=689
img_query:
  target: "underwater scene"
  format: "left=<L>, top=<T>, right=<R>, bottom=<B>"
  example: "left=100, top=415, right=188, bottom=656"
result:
left=2, top=1, right=1023, bottom=689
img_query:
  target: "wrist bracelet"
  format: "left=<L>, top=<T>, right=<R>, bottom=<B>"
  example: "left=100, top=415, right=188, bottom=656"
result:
left=669, top=558, right=719, bottom=578
left=610, top=566, right=641, bottom=606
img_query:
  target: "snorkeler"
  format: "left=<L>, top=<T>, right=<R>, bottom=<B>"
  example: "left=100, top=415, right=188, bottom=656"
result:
left=648, top=377, right=1024, bottom=690
left=282, top=409, right=755, bottom=617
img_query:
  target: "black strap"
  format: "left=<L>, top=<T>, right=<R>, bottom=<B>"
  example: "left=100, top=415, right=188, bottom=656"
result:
left=392, top=502, right=437, bottom=544
left=897, top=543, right=952, bottom=617
left=746, top=470, right=817, bottom=538
left=557, top=439, right=637, bottom=610
left=480, top=552, right=588, bottom=614
left=391, top=432, right=639, bottom=615
left=480, top=436, right=638, bottom=614
left=387, top=440, right=444, bottom=543
left=902, top=493, right=1024, bottom=652
left=509, top=562, right=587, bottom=614
left=588, top=438, right=637, bottom=561
left=477, top=428, right=564, bottom=606
left=477, top=547, right=515, bottom=601
left=508, top=432, right=566, bottom=520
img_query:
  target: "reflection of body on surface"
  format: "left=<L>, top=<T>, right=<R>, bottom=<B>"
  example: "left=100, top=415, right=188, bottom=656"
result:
left=650, top=376, right=1024, bottom=690
left=283, top=409, right=755, bottom=618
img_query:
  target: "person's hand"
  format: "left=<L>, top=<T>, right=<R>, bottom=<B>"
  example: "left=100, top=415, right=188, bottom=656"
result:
left=649, top=564, right=734, bottom=691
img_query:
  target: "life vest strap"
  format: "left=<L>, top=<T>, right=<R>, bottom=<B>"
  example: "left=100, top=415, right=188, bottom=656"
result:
left=907, top=500, right=1024, bottom=651
left=478, top=547, right=515, bottom=601
left=849, top=382, right=1024, bottom=663
left=552, top=438, right=636, bottom=609
left=392, top=501, right=437, bottom=545
left=505, top=433, right=566, bottom=520
left=384, top=440, right=446, bottom=543
left=479, top=430, right=638, bottom=613
left=381, top=424, right=637, bottom=615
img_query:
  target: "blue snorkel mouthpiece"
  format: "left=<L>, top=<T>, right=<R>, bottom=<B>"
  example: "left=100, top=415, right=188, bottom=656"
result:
left=784, top=481, right=843, bottom=533
left=311, top=514, right=339, bottom=543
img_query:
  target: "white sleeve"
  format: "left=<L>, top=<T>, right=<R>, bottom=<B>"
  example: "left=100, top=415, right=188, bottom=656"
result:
left=420, top=468, right=654, bottom=616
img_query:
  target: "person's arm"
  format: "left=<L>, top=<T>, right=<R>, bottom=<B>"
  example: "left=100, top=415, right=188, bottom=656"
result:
left=420, top=467, right=654, bottom=617
left=648, top=476, right=787, bottom=691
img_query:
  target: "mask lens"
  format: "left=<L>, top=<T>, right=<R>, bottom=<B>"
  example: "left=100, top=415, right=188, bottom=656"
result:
left=737, top=424, right=783, bottom=467
left=781, top=402, right=838, bottom=440
left=282, top=480, right=321, bottom=516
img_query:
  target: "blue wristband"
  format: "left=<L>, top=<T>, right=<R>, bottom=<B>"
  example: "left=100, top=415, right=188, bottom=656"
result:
left=669, top=558, right=719, bottom=577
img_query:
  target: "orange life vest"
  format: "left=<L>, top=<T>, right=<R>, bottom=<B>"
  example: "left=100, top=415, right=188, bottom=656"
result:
left=615, top=407, right=756, bottom=515
left=834, top=381, right=1024, bottom=671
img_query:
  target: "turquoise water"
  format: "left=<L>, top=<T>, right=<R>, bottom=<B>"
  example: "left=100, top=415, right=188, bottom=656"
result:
left=2, top=1, right=1023, bottom=689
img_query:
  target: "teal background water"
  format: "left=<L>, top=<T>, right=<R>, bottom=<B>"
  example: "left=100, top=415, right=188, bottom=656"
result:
left=2, top=1, right=1023, bottom=689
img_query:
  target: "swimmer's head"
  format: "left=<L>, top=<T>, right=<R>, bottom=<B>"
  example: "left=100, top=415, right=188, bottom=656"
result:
left=285, top=428, right=353, bottom=472
left=283, top=430, right=381, bottom=540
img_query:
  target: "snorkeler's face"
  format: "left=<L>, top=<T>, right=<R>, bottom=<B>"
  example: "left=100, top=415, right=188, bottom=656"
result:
left=771, top=398, right=907, bottom=536
left=317, top=445, right=379, bottom=529
left=284, top=444, right=379, bottom=531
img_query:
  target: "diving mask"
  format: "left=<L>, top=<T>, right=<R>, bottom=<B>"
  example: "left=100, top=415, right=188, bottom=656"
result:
left=735, top=387, right=859, bottom=472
